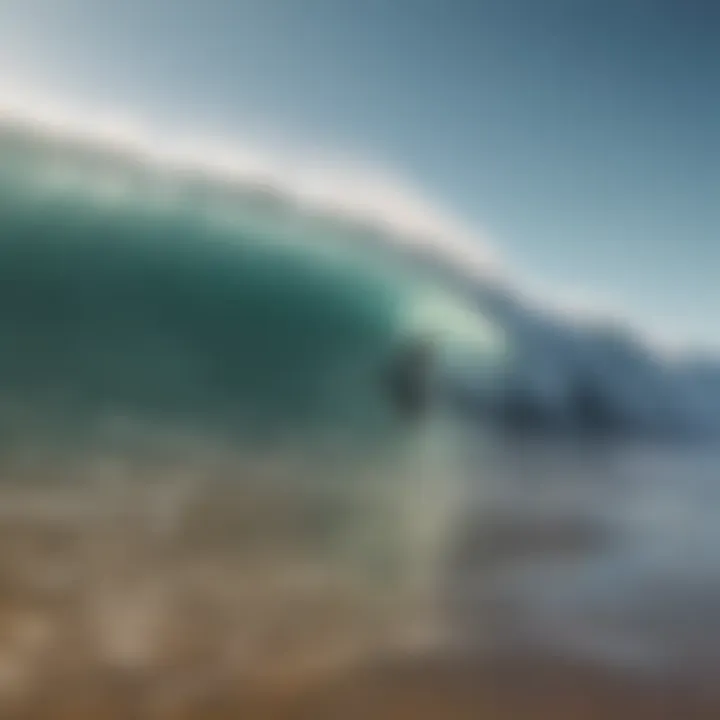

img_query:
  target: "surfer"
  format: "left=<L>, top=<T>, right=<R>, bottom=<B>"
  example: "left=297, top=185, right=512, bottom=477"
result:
left=383, top=335, right=436, bottom=420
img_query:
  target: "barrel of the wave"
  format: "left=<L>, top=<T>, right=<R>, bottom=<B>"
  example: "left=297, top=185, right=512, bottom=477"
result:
left=0, top=122, right=472, bottom=690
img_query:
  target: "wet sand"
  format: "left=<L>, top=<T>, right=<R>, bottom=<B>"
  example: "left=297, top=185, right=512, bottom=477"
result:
left=2, top=651, right=719, bottom=719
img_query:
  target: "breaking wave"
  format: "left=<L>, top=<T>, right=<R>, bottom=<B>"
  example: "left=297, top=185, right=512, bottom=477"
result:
left=0, top=103, right=719, bottom=718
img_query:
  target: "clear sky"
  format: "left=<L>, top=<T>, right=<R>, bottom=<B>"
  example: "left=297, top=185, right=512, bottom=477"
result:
left=0, top=0, right=717, bottom=351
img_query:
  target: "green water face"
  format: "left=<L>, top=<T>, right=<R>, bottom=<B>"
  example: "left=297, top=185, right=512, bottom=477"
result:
left=0, top=182, right=413, bottom=448
left=0, top=129, right=508, bottom=451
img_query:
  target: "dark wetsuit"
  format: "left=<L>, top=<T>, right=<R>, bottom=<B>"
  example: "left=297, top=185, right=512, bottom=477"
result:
left=383, top=339, right=434, bottom=420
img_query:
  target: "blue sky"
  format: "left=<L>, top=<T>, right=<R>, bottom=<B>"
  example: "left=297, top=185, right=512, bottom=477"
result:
left=0, top=0, right=717, bottom=350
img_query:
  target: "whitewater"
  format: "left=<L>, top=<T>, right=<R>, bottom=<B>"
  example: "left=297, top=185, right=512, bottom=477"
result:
left=0, top=104, right=719, bottom=714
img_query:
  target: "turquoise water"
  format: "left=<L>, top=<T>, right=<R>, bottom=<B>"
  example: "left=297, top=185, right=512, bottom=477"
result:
left=0, top=121, right=500, bottom=452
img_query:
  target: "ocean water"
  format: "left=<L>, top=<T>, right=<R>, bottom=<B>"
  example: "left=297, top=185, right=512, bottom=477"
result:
left=0, top=117, right=719, bottom=716
left=446, top=434, right=720, bottom=676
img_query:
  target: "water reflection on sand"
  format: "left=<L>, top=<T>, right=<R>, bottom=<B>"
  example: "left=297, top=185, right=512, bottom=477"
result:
left=0, top=425, right=719, bottom=717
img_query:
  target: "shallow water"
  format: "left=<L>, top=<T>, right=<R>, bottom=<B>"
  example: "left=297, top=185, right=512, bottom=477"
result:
left=446, top=434, right=720, bottom=676
left=1, top=432, right=719, bottom=717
